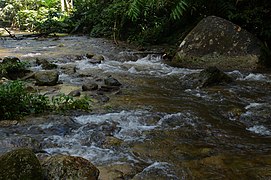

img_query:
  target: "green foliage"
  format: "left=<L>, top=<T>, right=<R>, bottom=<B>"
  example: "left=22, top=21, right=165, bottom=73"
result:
left=51, top=94, right=92, bottom=112
left=0, top=0, right=71, bottom=34
left=170, top=0, right=188, bottom=20
left=0, top=81, right=92, bottom=120
left=0, top=81, right=50, bottom=120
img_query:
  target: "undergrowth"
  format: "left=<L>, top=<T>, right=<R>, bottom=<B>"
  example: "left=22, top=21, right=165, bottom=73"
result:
left=0, top=81, right=92, bottom=120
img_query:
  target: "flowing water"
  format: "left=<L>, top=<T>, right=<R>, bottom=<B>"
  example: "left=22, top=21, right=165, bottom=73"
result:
left=1, top=35, right=271, bottom=179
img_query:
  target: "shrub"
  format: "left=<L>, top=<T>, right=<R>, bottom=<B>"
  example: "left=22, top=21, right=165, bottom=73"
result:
left=0, top=81, right=92, bottom=120
left=0, top=81, right=50, bottom=120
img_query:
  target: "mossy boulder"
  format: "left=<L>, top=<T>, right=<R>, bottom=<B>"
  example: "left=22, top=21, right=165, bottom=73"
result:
left=172, top=16, right=264, bottom=71
left=42, top=154, right=99, bottom=180
left=35, top=70, right=59, bottom=86
left=0, top=56, right=29, bottom=80
left=0, top=148, right=43, bottom=180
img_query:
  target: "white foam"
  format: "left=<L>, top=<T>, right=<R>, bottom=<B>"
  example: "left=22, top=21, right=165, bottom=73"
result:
left=73, top=55, right=198, bottom=77
left=245, top=103, right=263, bottom=110
left=74, top=110, right=158, bottom=141
left=247, top=125, right=271, bottom=136
left=238, top=73, right=269, bottom=82
left=42, top=110, right=199, bottom=164
left=22, top=53, right=41, bottom=57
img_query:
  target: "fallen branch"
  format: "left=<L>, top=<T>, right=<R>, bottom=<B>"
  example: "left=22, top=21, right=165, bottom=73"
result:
left=3, top=27, right=17, bottom=39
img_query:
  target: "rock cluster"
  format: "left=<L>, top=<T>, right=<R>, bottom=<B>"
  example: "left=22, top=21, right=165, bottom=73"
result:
left=0, top=148, right=100, bottom=180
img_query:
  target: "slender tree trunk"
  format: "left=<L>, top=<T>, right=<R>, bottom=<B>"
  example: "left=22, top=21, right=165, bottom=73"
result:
left=61, top=0, right=65, bottom=12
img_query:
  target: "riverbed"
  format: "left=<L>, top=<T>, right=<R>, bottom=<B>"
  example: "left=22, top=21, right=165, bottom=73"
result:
left=1, top=35, right=271, bottom=179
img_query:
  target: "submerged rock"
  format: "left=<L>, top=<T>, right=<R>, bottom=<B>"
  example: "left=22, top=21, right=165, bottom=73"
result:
left=197, top=66, right=233, bottom=87
left=0, top=136, right=42, bottom=154
left=172, top=16, right=264, bottom=70
left=0, top=148, right=43, bottom=180
left=35, top=70, right=59, bottom=86
left=132, top=162, right=180, bottom=180
left=42, top=154, right=99, bottom=180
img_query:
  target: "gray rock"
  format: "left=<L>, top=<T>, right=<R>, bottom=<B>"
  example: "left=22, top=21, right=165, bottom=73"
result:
left=68, top=90, right=81, bottom=97
left=36, top=58, right=57, bottom=70
left=197, top=66, right=233, bottom=87
left=0, top=148, right=44, bottom=180
left=82, top=82, right=99, bottom=91
left=99, top=85, right=120, bottom=92
left=104, top=76, right=122, bottom=87
left=59, top=64, right=76, bottom=75
left=92, top=55, right=104, bottom=61
left=42, top=154, right=99, bottom=180
left=172, top=16, right=264, bottom=70
left=35, top=70, right=59, bottom=86
left=86, top=53, right=95, bottom=59
left=0, top=136, right=42, bottom=154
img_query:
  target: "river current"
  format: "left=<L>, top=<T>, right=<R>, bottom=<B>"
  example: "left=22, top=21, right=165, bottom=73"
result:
left=1, top=35, right=271, bottom=179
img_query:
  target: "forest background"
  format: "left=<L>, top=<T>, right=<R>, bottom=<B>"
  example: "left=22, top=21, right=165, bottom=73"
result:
left=0, top=0, right=270, bottom=48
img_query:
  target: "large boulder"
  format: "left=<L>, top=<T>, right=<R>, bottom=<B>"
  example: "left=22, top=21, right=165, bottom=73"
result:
left=0, top=148, right=44, bottom=180
left=35, top=70, right=59, bottom=86
left=42, top=154, right=99, bottom=180
left=172, top=16, right=264, bottom=71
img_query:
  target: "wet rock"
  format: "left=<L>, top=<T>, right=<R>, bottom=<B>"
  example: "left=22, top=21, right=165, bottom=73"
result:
left=92, top=54, right=104, bottom=61
left=68, top=90, right=81, bottom=97
left=0, top=148, right=43, bottom=180
left=132, top=162, right=180, bottom=180
left=197, top=66, right=233, bottom=87
left=42, top=154, right=99, bottom=180
left=2, top=56, right=20, bottom=64
left=1, top=56, right=29, bottom=80
left=0, top=120, right=18, bottom=127
left=99, top=85, right=120, bottom=92
left=172, top=16, right=263, bottom=70
left=0, top=136, right=42, bottom=154
left=86, top=53, right=95, bottom=59
left=82, top=82, right=99, bottom=91
left=36, top=58, right=57, bottom=70
left=35, top=70, right=59, bottom=86
left=21, top=72, right=36, bottom=80
left=104, top=76, right=122, bottom=86
left=89, top=59, right=102, bottom=64
left=98, top=95, right=110, bottom=103
left=103, top=136, right=123, bottom=149
left=59, top=64, right=76, bottom=75
left=98, top=163, right=144, bottom=180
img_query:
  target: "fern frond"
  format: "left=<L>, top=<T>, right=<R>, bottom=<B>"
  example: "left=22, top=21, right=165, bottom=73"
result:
left=170, top=0, right=188, bottom=20
left=128, top=0, right=145, bottom=21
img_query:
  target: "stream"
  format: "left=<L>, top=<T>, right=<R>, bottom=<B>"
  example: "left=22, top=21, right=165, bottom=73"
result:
left=1, top=35, right=271, bottom=179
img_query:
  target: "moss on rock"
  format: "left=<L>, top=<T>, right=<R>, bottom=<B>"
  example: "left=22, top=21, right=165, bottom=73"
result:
left=42, top=154, right=99, bottom=180
left=172, top=16, right=265, bottom=71
left=0, top=148, right=43, bottom=180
